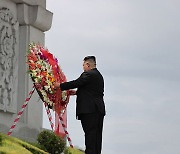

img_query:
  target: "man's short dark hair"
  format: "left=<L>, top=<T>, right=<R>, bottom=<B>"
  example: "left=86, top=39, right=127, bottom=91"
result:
left=84, top=56, right=96, bottom=63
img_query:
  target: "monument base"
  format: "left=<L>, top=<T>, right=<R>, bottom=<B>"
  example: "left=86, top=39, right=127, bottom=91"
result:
left=0, top=124, right=41, bottom=142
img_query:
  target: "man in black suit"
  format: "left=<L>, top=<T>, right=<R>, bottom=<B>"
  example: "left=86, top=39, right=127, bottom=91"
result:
left=55, top=56, right=105, bottom=154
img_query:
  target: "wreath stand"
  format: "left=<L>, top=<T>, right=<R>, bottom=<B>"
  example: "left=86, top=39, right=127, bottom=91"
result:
left=7, top=87, right=73, bottom=148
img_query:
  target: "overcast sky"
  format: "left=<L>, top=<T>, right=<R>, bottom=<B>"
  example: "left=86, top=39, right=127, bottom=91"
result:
left=44, top=0, right=180, bottom=154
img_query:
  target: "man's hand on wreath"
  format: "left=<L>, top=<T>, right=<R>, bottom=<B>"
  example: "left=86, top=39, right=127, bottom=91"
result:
left=54, top=82, right=60, bottom=89
left=54, top=82, right=76, bottom=95
left=69, top=90, right=76, bottom=96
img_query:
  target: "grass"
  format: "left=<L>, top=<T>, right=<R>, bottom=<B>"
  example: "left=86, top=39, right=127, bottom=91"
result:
left=0, top=132, right=85, bottom=154
left=65, top=147, right=85, bottom=154
left=0, top=133, right=48, bottom=154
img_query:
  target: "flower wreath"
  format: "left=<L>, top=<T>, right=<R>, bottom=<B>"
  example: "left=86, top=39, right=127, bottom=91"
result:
left=27, top=43, right=69, bottom=114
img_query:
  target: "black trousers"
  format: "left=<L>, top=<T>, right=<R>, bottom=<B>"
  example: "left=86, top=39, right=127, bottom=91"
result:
left=79, top=113, right=104, bottom=154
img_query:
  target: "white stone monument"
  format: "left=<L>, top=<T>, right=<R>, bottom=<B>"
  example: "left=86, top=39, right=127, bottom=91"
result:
left=0, top=0, right=53, bottom=141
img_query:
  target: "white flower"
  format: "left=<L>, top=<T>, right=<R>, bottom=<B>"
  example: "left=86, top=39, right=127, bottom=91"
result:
left=62, top=91, right=67, bottom=101
left=44, top=85, right=50, bottom=91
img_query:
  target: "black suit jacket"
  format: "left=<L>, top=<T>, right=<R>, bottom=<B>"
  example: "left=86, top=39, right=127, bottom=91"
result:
left=60, top=68, right=106, bottom=118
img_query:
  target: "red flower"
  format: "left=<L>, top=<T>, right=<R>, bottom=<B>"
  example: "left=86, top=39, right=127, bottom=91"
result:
left=29, top=63, right=36, bottom=70
left=27, top=53, right=38, bottom=62
left=37, top=64, right=41, bottom=69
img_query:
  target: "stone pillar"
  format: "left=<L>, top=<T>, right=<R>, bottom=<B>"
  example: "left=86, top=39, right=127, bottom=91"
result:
left=0, top=0, right=53, bottom=141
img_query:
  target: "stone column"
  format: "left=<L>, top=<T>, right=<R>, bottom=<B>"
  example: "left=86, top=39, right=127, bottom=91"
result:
left=0, top=0, right=53, bottom=141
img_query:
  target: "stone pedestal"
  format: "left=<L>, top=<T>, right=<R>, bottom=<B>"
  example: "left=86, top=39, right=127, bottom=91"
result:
left=0, top=0, right=53, bottom=141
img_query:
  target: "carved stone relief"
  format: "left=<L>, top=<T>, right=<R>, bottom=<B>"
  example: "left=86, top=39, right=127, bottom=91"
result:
left=0, top=7, right=18, bottom=113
